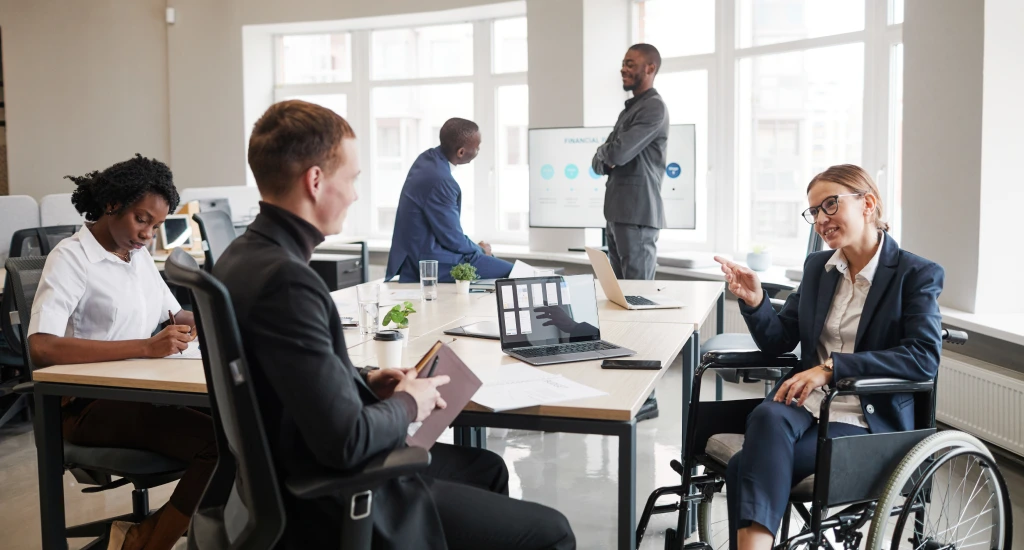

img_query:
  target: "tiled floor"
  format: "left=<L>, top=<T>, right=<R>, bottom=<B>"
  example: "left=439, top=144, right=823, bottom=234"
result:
left=0, top=355, right=1020, bottom=549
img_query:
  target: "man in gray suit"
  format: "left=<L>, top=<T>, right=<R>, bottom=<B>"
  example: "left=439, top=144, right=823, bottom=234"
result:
left=591, top=43, right=669, bottom=280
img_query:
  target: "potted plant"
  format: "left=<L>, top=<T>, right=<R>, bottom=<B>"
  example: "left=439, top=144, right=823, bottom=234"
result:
left=382, top=301, right=416, bottom=346
left=746, top=244, right=772, bottom=272
left=450, top=262, right=479, bottom=294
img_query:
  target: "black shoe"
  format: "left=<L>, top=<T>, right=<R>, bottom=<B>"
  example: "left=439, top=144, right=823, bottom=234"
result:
left=636, top=393, right=659, bottom=422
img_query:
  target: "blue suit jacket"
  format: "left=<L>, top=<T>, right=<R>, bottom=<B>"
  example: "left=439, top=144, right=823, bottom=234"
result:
left=739, top=232, right=945, bottom=434
left=385, top=147, right=482, bottom=282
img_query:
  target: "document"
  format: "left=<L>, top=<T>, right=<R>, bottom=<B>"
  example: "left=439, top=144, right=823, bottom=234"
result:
left=508, top=260, right=554, bottom=278
left=471, top=364, right=607, bottom=412
left=387, top=289, right=423, bottom=300
left=166, top=341, right=202, bottom=360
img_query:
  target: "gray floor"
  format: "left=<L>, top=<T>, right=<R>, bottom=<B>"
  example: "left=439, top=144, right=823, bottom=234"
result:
left=0, top=354, right=1020, bottom=549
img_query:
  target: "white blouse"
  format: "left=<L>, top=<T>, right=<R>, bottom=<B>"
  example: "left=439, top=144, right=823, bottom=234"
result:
left=802, top=237, right=885, bottom=428
left=27, top=225, right=180, bottom=342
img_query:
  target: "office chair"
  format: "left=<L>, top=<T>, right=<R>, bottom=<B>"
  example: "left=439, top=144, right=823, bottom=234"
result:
left=6, top=256, right=189, bottom=546
left=7, top=225, right=80, bottom=259
left=164, top=248, right=431, bottom=550
left=0, top=194, right=41, bottom=263
left=704, top=228, right=825, bottom=397
left=192, top=210, right=237, bottom=272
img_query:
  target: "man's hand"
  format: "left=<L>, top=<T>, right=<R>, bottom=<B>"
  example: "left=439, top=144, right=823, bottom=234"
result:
left=478, top=241, right=493, bottom=256
left=366, top=368, right=407, bottom=399
left=395, top=368, right=451, bottom=422
left=773, top=366, right=833, bottom=407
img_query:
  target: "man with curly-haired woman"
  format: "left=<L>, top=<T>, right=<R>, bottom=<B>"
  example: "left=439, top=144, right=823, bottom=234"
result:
left=27, top=154, right=216, bottom=550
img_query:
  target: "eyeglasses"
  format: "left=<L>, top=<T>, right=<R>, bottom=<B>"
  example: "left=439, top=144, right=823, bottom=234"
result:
left=801, top=193, right=864, bottom=224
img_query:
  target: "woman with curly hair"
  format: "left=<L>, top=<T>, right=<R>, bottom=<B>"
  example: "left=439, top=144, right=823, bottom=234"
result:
left=27, top=154, right=216, bottom=550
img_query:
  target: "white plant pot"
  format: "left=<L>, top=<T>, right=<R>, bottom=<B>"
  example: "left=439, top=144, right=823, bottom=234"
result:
left=388, top=326, right=410, bottom=347
left=746, top=252, right=772, bottom=272
left=455, top=280, right=472, bottom=294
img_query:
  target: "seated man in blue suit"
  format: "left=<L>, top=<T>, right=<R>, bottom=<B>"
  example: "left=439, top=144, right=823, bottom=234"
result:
left=386, top=118, right=513, bottom=282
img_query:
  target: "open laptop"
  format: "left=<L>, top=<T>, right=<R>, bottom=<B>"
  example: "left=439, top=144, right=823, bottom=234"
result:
left=585, top=247, right=684, bottom=310
left=495, top=274, right=635, bottom=366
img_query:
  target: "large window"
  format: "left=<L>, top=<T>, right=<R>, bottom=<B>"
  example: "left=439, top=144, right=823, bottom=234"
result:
left=634, top=0, right=903, bottom=264
left=274, top=15, right=528, bottom=242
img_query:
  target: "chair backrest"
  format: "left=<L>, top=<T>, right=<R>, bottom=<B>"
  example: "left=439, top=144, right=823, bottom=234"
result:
left=3, top=256, right=48, bottom=370
left=8, top=225, right=79, bottom=259
left=39, top=193, right=87, bottom=226
left=163, top=248, right=285, bottom=547
left=0, top=195, right=41, bottom=263
left=192, top=210, right=237, bottom=271
left=180, top=186, right=262, bottom=225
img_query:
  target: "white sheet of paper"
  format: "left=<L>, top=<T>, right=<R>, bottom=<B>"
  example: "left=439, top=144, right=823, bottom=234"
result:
left=509, top=260, right=539, bottom=278
left=165, top=341, right=202, bottom=360
left=472, top=374, right=607, bottom=412
left=388, top=290, right=423, bottom=300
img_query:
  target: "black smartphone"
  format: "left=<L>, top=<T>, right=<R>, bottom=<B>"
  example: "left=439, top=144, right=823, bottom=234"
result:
left=601, top=359, right=662, bottom=370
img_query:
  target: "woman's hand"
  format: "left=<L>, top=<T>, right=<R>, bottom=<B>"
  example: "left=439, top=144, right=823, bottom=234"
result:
left=714, top=256, right=764, bottom=308
left=145, top=325, right=192, bottom=357
left=774, top=366, right=833, bottom=407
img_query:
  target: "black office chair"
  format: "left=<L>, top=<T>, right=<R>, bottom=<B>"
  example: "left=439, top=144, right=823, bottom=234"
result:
left=192, top=210, right=237, bottom=272
left=7, top=225, right=80, bottom=258
left=164, top=248, right=431, bottom=550
left=6, top=256, right=189, bottom=546
left=704, top=229, right=825, bottom=396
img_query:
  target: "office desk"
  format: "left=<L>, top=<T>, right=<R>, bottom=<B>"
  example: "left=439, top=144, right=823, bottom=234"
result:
left=347, top=316, right=693, bottom=550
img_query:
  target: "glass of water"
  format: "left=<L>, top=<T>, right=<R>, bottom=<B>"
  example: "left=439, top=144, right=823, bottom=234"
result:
left=356, top=283, right=380, bottom=335
left=419, top=260, right=439, bottom=301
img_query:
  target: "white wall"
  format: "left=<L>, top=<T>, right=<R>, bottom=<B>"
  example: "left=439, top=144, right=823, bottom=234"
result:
left=0, top=0, right=170, bottom=199
left=582, top=0, right=629, bottom=127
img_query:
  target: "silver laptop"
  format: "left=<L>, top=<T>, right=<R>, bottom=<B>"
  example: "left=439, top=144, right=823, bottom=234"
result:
left=495, top=274, right=635, bottom=366
left=585, top=247, right=683, bottom=310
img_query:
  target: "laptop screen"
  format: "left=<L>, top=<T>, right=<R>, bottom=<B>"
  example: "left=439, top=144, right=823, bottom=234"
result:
left=495, top=274, right=601, bottom=350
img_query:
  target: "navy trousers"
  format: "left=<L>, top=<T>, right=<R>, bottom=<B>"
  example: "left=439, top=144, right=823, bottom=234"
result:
left=725, top=400, right=868, bottom=549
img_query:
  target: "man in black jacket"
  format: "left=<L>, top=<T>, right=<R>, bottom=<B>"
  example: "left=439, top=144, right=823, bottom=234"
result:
left=215, top=99, right=575, bottom=549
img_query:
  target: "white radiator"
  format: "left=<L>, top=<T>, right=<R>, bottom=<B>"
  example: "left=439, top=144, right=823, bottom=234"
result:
left=937, top=353, right=1024, bottom=457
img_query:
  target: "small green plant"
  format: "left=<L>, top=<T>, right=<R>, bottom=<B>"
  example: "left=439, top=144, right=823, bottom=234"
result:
left=450, top=262, right=480, bottom=282
left=383, top=301, right=416, bottom=329
left=751, top=244, right=770, bottom=255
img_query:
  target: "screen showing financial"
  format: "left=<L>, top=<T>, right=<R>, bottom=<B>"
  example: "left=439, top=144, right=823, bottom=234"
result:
left=528, top=124, right=696, bottom=229
left=495, top=275, right=601, bottom=350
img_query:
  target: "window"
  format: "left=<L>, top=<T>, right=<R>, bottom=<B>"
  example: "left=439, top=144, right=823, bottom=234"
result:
left=281, top=94, right=348, bottom=118
left=887, top=43, right=904, bottom=241
left=371, top=23, right=474, bottom=80
left=736, top=0, right=865, bottom=48
left=496, top=85, right=529, bottom=234
left=633, top=0, right=715, bottom=57
left=493, top=17, right=528, bottom=74
left=656, top=70, right=710, bottom=243
left=275, top=34, right=352, bottom=84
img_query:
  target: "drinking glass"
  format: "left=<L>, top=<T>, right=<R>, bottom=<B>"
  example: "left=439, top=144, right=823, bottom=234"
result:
left=419, top=260, right=439, bottom=301
left=356, top=283, right=380, bottom=335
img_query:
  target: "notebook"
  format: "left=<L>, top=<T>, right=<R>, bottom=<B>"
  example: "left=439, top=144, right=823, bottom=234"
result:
left=405, top=342, right=483, bottom=449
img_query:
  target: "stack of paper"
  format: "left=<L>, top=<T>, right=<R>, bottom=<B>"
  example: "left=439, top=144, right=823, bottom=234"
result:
left=471, top=364, right=607, bottom=412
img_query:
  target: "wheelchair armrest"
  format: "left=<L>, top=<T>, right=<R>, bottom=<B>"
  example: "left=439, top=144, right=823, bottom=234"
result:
left=769, top=298, right=786, bottom=313
left=701, top=350, right=799, bottom=369
left=285, top=446, right=431, bottom=500
left=835, top=377, right=933, bottom=396
left=13, top=381, right=34, bottom=394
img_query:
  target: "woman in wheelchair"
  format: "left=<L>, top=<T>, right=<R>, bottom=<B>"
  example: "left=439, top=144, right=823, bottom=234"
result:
left=712, top=164, right=945, bottom=550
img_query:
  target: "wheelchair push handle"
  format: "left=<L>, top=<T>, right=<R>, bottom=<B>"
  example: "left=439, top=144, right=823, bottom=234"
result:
left=941, top=329, right=968, bottom=345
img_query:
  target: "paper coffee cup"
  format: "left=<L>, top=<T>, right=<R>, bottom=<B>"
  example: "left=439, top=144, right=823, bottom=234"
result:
left=374, top=330, right=404, bottom=369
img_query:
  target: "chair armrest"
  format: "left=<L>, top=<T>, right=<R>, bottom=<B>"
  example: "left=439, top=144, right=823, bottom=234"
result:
left=285, top=446, right=431, bottom=500
left=702, top=350, right=799, bottom=369
left=13, top=381, right=34, bottom=394
left=835, top=377, right=933, bottom=396
left=768, top=298, right=786, bottom=312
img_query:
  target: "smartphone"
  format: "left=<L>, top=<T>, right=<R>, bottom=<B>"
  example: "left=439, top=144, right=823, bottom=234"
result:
left=341, top=316, right=358, bottom=328
left=601, top=359, right=662, bottom=370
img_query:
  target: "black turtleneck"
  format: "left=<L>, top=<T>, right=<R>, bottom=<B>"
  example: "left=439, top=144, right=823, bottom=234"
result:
left=258, top=201, right=325, bottom=261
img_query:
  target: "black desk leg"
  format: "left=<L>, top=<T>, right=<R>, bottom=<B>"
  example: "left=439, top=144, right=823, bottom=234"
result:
left=675, top=331, right=699, bottom=545
left=34, top=393, right=66, bottom=550
left=358, top=241, right=370, bottom=284
left=715, top=292, right=725, bottom=401
left=618, top=421, right=637, bottom=550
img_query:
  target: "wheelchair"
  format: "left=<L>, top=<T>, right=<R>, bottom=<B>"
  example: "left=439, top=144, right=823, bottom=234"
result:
left=636, top=329, right=1014, bottom=550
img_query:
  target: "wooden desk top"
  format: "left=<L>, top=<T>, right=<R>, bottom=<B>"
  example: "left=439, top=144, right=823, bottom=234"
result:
left=347, top=315, right=693, bottom=421
left=596, top=280, right=724, bottom=328
left=33, top=359, right=207, bottom=393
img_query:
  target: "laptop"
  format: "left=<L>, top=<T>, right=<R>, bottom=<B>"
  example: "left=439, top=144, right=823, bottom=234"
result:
left=495, top=274, right=635, bottom=366
left=585, top=247, right=683, bottom=310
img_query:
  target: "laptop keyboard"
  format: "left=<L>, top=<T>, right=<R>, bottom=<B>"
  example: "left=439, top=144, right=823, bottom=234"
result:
left=625, top=295, right=656, bottom=306
left=513, top=341, right=619, bottom=358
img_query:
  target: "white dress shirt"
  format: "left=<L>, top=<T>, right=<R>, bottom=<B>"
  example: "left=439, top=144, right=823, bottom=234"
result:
left=801, top=235, right=885, bottom=428
left=28, top=224, right=181, bottom=342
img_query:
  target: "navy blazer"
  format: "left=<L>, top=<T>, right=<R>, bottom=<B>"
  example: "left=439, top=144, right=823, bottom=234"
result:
left=385, top=147, right=482, bottom=282
left=739, top=232, right=945, bottom=434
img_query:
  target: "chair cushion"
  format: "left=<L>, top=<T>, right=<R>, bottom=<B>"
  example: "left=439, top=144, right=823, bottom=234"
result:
left=705, top=434, right=814, bottom=502
left=64, top=442, right=187, bottom=476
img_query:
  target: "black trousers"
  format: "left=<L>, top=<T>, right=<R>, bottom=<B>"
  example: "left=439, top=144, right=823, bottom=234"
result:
left=425, top=443, right=576, bottom=550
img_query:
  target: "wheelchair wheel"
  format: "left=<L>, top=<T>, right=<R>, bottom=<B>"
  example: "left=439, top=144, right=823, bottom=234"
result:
left=867, top=431, right=1012, bottom=550
left=697, top=488, right=809, bottom=550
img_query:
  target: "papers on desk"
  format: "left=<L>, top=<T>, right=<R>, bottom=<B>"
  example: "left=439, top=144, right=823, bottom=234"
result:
left=166, top=341, right=202, bottom=360
left=471, top=364, right=607, bottom=412
left=508, top=260, right=555, bottom=278
left=387, top=289, right=423, bottom=301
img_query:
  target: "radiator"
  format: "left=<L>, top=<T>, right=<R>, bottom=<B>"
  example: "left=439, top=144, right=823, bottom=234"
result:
left=937, top=353, right=1024, bottom=457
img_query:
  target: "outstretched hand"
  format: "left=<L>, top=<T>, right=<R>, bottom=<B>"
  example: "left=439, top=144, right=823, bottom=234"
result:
left=714, top=256, right=764, bottom=308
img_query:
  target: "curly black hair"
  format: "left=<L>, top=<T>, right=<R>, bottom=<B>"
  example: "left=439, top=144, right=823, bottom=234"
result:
left=66, top=154, right=180, bottom=222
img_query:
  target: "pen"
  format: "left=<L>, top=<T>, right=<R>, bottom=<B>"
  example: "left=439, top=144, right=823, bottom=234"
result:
left=169, top=309, right=182, bottom=355
left=426, top=355, right=440, bottom=378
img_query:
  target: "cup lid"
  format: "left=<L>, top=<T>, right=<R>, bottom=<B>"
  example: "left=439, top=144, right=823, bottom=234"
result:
left=373, top=330, right=404, bottom=341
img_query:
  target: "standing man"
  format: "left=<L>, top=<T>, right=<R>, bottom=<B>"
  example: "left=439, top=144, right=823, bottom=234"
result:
left=591, top=43, right=669, bottom=281
left=592, top=43, right=668, bottom=421
left=386, top=118, right=513, bottom=282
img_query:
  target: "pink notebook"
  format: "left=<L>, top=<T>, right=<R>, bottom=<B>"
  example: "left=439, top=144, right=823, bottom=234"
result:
left=406, top=342, right=482, bottom=449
